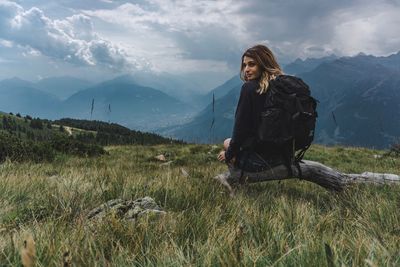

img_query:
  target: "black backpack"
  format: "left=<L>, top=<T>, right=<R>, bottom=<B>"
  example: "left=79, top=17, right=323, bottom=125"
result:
left=257, top=75, right=317, bottom=167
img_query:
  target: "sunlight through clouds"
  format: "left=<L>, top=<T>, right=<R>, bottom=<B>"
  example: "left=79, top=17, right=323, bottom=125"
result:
left=0, top=0, right=399, bottom=82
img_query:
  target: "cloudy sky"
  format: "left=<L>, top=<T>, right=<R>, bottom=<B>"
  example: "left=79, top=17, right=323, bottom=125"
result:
left=1, top=0, right=399, bottom=88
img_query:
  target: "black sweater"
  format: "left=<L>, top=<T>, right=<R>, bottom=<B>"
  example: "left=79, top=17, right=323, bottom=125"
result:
left=225, top=80, right=268, bottom=162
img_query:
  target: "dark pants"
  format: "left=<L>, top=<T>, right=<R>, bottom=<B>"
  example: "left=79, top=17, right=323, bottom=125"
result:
left=235, top=150, right=283, bottom=173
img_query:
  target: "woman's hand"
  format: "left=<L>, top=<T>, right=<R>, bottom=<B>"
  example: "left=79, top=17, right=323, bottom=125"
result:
left=217, top=151, right=235, bottom=165
left=217, top=150, right=226, bottom=162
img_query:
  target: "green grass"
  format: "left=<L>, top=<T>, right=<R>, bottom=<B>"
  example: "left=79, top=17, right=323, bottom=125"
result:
left=0, top=144, right=399, bottom=266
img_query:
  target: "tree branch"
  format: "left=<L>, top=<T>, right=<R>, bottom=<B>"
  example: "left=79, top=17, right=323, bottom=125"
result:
left=214, top=160, right=400, bottom=193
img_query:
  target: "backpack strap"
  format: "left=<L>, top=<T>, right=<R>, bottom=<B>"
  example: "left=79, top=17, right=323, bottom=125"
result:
left=294, top=160, right=303, bottom=179
left=293, top=144, right=311, bottom=179
left=295, top=144, right=310, bottom=162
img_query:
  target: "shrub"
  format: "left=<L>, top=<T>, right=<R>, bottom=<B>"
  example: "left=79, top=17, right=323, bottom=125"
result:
left=50, top=136, right=107, bottom=157
left=0, top=133, right=105, bottom=163
left=2, top=116, right=17, bottom=131
left=30, top=118, right=43, bottom=129
left=0, top=132, right=55, bottom=163
left=385, top=143, right=400, bottom=157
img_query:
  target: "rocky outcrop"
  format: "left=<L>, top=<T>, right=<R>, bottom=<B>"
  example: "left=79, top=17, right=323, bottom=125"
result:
left=87, top=197, right=165, bottom=222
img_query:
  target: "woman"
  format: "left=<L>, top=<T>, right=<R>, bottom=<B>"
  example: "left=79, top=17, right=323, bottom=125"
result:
left=217, top=44, right=284, bottom=172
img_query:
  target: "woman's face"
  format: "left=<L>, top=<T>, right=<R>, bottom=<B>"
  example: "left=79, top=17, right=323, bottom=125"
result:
left=243, top=56, right=261, bottom=81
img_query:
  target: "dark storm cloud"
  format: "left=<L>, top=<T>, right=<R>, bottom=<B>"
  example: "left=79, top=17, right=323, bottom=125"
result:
left=2, top=0, right=400, bottom=77
left=236, top=0, right=390, bottom=60
left=84, top=0, right=400, bottom=67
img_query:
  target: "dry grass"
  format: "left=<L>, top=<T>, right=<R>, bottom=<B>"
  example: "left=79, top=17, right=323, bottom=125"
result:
left=0, top=143, right=399, bottom=266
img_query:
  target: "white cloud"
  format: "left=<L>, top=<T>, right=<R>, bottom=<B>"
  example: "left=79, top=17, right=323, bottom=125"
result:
left=79, top=0, right=400, bottom=70
left=21, top=46, right=41, bottom=57
left=82, top=1, right=249, bottom=71
left=0, top=0, right=143, bottom=71
left=0, top=38, right=13, bottom=47
left=54, top=14, right=96, bottom=41
left=2, top=0, right=400, bottom=80
left=332, top=4, right=400, bottom=56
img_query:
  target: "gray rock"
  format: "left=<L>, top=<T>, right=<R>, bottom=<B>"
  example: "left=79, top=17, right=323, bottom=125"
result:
left=87, top=197, right=165, bottom=222
left=134, top=196, right=161, bottom=210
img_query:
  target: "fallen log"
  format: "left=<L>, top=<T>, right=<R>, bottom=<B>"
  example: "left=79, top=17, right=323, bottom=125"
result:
left=214, top=160, right=400, bottom=195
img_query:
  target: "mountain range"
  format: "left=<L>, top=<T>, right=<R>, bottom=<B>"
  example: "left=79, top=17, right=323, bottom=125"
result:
left=35, top=76, right=93, bottom=100
left=0, top=75, right=195, bottom=131
left=0, top=78, right=61, bottom=117
left=161, top=52, right=400, bottom=149
left=1, top=52, right=399, bottom=148
left=60, top=75, right=194, bottom=130
left=283, top=54, right=338, bottom=75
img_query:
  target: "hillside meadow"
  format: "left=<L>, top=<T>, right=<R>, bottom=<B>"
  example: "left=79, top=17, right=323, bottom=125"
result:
left=0, top=143, right=399, bottom=266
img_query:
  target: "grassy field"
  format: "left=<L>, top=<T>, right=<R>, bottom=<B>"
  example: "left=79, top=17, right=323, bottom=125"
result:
left=0, top=144, right=399, bottom=266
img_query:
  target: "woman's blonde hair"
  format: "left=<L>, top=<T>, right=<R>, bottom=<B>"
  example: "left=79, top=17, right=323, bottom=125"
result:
left=240, top=45, right=283, bottom=94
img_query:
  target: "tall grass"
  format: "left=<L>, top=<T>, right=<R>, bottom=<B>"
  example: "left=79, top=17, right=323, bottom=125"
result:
left=0, top=144, right=399, bottom=266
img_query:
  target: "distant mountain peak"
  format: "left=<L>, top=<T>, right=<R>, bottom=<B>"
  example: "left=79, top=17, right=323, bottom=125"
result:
left=37, top=75, right=90, bottom=82
left=293, top=58, right=304, bottom=63
left=292, top=54, right=338, bottom=63
left=0, top=77, right=35, bottom=89
left=107, top=74, right=138, bottom=85
left=8, top=76, right=23, bottom=81
left=356, top=52, right=367, bottom=57
left=284, top=54, right=338, bottom=75
left=2, top=77, right=29, bottom=83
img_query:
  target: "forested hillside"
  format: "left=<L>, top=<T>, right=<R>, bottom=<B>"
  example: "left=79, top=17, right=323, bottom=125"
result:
left=0, top=113, right=181, bottom=163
